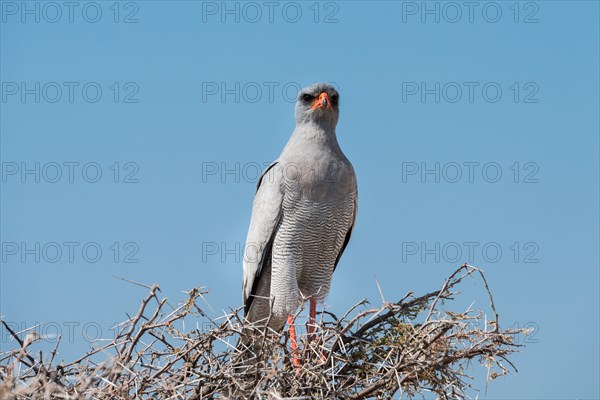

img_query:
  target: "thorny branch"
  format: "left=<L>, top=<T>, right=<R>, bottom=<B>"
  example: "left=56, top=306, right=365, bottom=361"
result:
left=0, top=264, right=530, bottom=399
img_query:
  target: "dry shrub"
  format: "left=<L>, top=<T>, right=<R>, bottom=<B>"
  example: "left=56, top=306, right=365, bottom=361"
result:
left=0, top=264, right=529, bottom=399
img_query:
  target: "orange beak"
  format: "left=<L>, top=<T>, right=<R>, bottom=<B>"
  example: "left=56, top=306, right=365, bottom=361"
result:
left=310, top=92, right=333, bottom=110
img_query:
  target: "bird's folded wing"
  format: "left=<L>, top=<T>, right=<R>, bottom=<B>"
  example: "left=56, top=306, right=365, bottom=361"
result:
left=334, top=188, right=358, bottom=272
left=242, top=162, right=283, bottom=309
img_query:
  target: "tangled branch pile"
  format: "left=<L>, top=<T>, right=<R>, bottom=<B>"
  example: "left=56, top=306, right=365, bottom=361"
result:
left=1, top=264, right=529, bottom=399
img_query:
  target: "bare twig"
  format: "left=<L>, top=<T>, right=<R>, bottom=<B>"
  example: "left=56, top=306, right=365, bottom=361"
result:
left=0, top=265, right=528, bottom=399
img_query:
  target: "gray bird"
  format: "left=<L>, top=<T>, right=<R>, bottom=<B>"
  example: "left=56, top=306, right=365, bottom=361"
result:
left=242, top=83, right=357, bottom=350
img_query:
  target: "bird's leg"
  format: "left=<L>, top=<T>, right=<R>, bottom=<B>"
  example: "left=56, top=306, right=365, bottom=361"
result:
left=287, top=315, right=301, bottom=370
left=307, top=298, right=327, bottom=365
left=307, top=298, right=317, bottom=341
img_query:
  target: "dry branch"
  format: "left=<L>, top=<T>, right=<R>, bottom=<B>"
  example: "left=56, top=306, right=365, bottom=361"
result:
left=0, top=264, right=529, bottom=399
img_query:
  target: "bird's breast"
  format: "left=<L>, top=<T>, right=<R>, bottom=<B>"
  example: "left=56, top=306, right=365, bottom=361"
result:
left=278, top=157, right=355, bottom=202
left=271, top=190, right=355, bottom=300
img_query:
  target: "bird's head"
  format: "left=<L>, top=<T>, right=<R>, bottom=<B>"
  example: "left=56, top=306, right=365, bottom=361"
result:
left=295, top=83, right=340, bottom=129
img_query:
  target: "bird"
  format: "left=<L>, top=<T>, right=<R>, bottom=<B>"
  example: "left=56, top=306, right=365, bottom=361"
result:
left=240, top=82, right=357, bottom=365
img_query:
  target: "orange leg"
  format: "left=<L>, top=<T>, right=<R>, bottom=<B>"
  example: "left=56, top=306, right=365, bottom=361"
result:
left=287, top=315, right=301, bottom=369
left=308, top=299, right=327, bottom=364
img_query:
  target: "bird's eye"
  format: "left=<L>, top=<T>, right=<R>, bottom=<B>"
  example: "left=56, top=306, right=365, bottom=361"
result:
left=331, top=94, right=339, bottom=104
left=302, top=94, right=314, bottom=102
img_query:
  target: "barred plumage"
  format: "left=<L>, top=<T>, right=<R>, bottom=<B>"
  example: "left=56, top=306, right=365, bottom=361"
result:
left=242, top=83, right=357, bottom=334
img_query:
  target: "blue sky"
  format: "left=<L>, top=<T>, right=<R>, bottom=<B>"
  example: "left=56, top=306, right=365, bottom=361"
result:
left=1, top=1, right=599, bottom=398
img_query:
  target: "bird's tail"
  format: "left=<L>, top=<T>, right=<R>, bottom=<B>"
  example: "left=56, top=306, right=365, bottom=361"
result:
left=232, top=327, right=265, bottom=376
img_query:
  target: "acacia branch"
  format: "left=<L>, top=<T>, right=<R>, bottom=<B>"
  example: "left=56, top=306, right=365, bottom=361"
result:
left=0, top=265, right=528, bottom=399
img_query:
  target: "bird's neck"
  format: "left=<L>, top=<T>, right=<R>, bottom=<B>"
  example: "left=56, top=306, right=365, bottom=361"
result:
left=290, top=121, right=339, bottom=149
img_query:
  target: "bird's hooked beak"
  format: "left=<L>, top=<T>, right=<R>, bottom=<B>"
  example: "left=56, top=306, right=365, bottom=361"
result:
left=310, top=92, right=333, bottom=110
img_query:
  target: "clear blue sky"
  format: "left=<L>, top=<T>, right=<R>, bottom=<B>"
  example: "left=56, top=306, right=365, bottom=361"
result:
left=1, top=1, right=598, bottom=398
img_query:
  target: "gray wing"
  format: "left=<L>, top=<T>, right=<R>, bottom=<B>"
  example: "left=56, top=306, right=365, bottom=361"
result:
left=242, top=162, right=283, bottom=315
left=333, top=190, right=358, bottom=271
